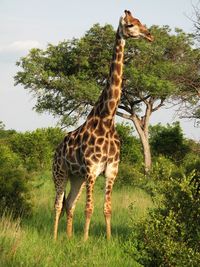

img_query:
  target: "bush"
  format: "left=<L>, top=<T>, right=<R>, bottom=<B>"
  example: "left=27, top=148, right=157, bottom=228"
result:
left=150, top=122, right=190, bottom=163
left=150, top=156, right=181, bottom=181
left=114, top=123, right=144, bottom=187
left=116, top=162, right=144, bottom=187
left=126, top=172, right=200, bottom=266
left=9, top=128, right=64, bottom=171
left=0, top=145, right=31, bottom=217
left=150, top=156, right=177, bottom=181
left=182, top=150, right=200, bottom=175
left=116, top=123, right=143, bottom=165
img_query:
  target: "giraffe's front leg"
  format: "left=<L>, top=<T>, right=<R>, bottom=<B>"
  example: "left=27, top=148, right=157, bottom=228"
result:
left=84, top=174, right=96, bottom=241
left=104, top=163, right=118, bottom=240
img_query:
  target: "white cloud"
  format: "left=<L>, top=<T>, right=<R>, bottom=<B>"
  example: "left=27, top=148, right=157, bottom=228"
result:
left=0, top=40, right=42, bottom=53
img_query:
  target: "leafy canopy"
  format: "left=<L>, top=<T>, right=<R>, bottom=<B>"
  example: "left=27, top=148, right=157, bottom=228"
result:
left=149, top=122, right=190, bottom=163
left=15, top=24, right=200, bottom=126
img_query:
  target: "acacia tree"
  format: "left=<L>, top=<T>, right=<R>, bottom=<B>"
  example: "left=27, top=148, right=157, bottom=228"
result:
left=15, top=24, right=200, bottom=173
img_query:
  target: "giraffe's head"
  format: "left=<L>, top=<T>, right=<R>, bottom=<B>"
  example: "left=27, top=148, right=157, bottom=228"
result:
left=119, top=10, right=153, bottom=42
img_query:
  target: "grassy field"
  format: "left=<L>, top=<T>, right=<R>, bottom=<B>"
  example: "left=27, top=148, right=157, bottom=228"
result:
left=0, top=172, right=153, bottom=267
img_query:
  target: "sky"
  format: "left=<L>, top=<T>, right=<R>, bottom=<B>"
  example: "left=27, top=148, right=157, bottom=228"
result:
left=0, top=0, right=200, bottom=140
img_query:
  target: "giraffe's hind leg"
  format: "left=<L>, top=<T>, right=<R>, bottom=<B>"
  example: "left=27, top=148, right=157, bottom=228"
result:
left=66, top=177, right=85, bottom=238
left=53, top=172, right=67, bottom=240
left=104, top=163, right=118, bottom=240
left=84, top=174, right=96, bottom=241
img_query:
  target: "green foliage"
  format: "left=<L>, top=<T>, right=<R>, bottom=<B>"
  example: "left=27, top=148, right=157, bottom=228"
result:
left=0, top=121, right=5, bottom=130
left=126, top=172, right=200, bottom=266
left=116, top=123, right=143, bottom=164
left=15, top=24, right=200, bottom=127
left=14, top=24, right=115, bottom=126
left=0, top=145, right=30, bottom=217
left=41, top=127, right=65, bottom=151
left=9, top=128, right=64, bottom=171
left=117, top=162, right=144, bottom=187
left=182, top=139, right=200, bottom=173
left=115, top=123, right=144, bottom=187
left=150, top=122, right=190, bottom=163
left=150, top=156, right=180, bottom=181
left=122, top=129, right=200, bottom=265
left=0, top=122, right=16, bottom=140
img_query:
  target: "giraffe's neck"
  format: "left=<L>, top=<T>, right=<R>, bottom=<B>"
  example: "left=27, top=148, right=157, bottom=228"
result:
left=92, top=29, right=125, bottom=120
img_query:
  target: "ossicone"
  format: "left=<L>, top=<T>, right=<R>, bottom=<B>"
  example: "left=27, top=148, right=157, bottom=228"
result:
left=124, top=10, right=132, bottom=16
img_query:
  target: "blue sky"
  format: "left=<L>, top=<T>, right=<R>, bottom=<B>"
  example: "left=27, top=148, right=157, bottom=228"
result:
left=0, top=0, right=200, bottom=140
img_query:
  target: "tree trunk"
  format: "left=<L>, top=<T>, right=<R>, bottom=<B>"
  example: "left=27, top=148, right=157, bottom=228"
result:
left=131, top=115, right=152, bottom=174
left=117, top=97, right=164, bottom=175
left=139, top=130, right=152, bottom=174
left=130, top=99, right=153, bottom=174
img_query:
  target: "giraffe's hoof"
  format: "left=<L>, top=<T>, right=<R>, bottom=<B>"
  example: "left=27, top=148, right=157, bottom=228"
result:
left=83, top=235, right=88, bottom=242
left=67, top=233, right=73, bottom=239
left=106, top=235, right=111, bottom=241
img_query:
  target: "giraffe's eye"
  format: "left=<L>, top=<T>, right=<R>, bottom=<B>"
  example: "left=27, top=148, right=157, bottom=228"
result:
left=126, top=24, right=134, bottom=28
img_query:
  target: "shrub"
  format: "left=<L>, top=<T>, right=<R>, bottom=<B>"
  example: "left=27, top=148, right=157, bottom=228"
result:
left=149, top=122, right=190, bottom=163
left=116, top=123, right=143, bottom=165
left=0, top=145, right=31, bottom=217
left=133, top=156, right=183, bottom=200
left=149, top=156, right=181, bottom=181
left=44, top=127, right=65, bottom=149
left=126, top=172, right=200, bottom=266
left=9, top=127, right=64, bottom=171
left=182, top=152, right=200, bottom=174
left=116, top=162, right=144, bottom=187
left=114, top=123, right=144, bottom=187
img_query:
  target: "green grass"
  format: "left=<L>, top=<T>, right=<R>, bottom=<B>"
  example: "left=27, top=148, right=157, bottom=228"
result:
left=0, top=172, right=153, bottom=267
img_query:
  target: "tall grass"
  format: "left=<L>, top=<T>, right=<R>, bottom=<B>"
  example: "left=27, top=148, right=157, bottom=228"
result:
left=0, top=172, right=152, bottom=267
left=0, top=213, right=22, bottom=266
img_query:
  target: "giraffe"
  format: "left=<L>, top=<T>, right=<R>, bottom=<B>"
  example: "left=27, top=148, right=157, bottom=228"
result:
left=53, top=10, right=153, bottom=241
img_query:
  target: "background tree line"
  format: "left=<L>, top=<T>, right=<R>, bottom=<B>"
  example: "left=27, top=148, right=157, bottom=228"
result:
left=0, top=121, right=199, bottom=212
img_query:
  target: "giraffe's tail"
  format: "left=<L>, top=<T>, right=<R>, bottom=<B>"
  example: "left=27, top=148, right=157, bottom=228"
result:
left=61, top=193, right=66, bottom=217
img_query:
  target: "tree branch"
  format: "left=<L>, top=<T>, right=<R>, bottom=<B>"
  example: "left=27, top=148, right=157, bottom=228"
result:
left=152, top=98, right=165, bottom=112
left=116, top=111, right=132, bottom=120
left=118, top=105, right=132, bottom=114
left=137, top=92, right=151, bottom=105
left=66, top=103, right=82, bottom=117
